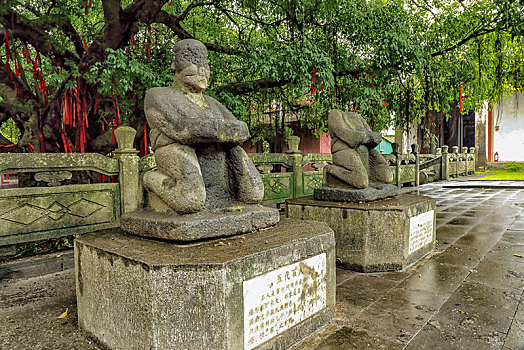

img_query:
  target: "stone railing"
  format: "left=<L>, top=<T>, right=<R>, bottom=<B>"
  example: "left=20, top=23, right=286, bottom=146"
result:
left=0, top=127, right=139, bottom=249
left=0, top=126, right=475, bottom=250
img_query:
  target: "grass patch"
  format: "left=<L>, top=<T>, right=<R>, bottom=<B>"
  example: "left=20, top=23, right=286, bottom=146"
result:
left=479, top=170, right=524, bottom=180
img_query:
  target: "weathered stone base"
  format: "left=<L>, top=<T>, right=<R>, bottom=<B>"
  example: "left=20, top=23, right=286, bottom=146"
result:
left=75, top=219, right=335, bottom=350
left=314, top=183, right=399, bottom=203
left=121, top=204, right=280, bottom=241
left=286, top=194, right=436, bottom=272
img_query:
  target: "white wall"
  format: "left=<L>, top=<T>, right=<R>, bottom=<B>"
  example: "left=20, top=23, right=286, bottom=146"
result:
left=493, top=92, right=524, bottom=161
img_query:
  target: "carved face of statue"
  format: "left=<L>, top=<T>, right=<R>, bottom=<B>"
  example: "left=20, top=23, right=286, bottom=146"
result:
left=171, top=39, right=210, bottom=94
left=174, top=62, right=210, bottom=93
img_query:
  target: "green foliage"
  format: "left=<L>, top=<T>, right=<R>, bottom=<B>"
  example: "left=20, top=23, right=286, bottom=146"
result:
left=0, top=119, right=20, bottom=144
left=503, top=161, right=524, bottom=172
left=1, top=0, right=523, bottom=151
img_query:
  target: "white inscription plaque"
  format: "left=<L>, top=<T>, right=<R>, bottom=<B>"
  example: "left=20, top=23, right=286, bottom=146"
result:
left=409, top=210, right=434, bottom=255
left=243, top=253, right=327, bottom=349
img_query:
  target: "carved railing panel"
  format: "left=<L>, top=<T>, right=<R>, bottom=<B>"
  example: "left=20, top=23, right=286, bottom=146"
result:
left=303, top=171, right=323, bottom=196
left=0, top=183, right=120, bottom=245
left=260, top=173, right=293, bottom=202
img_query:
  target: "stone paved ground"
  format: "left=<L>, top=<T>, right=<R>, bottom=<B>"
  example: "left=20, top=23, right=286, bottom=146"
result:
left=296, top=181, right=524, bottom=350
left=1, top=181, right=523, bottom=350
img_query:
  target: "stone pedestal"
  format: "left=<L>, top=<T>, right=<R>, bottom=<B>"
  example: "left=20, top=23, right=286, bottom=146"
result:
left=75, top=219, right=335, bottom=350
left=286, top=194, right=436, bottom=272
left=121, top=205, right=280, bottom=242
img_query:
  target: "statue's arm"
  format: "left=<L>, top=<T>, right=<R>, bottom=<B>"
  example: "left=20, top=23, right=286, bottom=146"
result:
left=360, top=116, right=383, bottom=147
left=328, top=110, right=366, bottom=148
left=145, top=90, right=249, bottom=145
left=209, top=95, right=251, bottom=143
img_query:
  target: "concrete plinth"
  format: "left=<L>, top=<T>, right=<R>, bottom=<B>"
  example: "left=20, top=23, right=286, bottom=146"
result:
left=75, top=219, right=335, bottom=350
left=286, top=194, right=436, bottom=272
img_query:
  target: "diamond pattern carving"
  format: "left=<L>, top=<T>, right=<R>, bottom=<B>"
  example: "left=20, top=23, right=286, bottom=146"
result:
left=68, top=198, right=105, bottom=218
left=0, top=198, right=106, bottom=226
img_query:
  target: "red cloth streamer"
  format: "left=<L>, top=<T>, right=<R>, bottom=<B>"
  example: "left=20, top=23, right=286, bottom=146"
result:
left=143, top=123, right=148, bottom=156
left=112, top=122, right=117, bottom=145
left=38, top=131, right=46, bottom=153
left=116, top=98, right=121, bottom=125
left=82, top=36, right=89, bottom=54
left=22, top=48, right=32, bottom=63
left=4, top=30, right=11, bottom=59
left=94, top=87, right=99, bottom=115
left=146, top=26, right=152, bottom=58
left=28, top=144, right=35, bottom=153
left=61, top=132, right=68, bottom=153
left=459, top=82, right=463, bottom=113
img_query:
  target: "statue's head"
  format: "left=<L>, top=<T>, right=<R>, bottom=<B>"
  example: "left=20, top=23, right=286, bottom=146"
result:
left=171, top=39, right=210, bottom=93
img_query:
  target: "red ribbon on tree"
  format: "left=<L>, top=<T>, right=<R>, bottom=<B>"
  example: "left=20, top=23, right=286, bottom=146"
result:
left=459, top=82, right=463, bottom=113
left=143, top=122, right=148, bottom=156
left=82, top=36, right=89, bottom=54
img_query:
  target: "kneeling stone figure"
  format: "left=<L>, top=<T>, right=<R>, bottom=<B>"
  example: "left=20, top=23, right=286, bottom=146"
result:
left=143, top=39, right=264, bottom=213
left=323, top=109, right=393, bottom=189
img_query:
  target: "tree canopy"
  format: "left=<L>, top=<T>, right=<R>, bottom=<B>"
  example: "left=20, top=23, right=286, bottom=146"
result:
left=0, top=0, right=523, bottom=153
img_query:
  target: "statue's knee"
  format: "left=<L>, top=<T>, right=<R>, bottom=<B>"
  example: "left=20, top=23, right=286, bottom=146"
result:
left=354, top=175, right=369, bottom=189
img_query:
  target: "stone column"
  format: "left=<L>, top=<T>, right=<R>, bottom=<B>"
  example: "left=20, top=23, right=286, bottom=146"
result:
left=441, top=145, right=449, bottom=180
left=114, top=126, right=139, bottom=214
left=412, top=144, right=420, bottom=186
left=393, top=143, right=401, bottom=188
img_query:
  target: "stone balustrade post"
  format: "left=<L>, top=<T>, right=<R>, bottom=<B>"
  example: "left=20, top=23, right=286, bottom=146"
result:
left=286, top=136, right=303, bottom=198
left=452, top=146, right=460, bottom=177
left=441, top=145, right=449, bottom=180
left=411, top=143, right=420, bottom=186
left=392, top=143, right=401, bottom=188
left=462, top=147, right=469, bottom=174
left=469, top=147, right=476, bottom=174
left=114, top=126, right=139, bottom=214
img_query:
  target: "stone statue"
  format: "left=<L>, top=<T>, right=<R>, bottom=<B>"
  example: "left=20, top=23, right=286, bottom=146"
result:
left=315, top=109, right=398, bottom=202
left=142, top=39, right=264, bottom=214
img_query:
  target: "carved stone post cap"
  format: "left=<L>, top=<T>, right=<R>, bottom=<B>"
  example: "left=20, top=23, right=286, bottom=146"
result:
left=462, top=147, right=469, bottom=154
left=286, top=135, right=301, bottom=154
left=452, top=146, right=459, bottom=154
left=469, top=147, right=476, bottom=153
left=436, top=148, right=442, bottom=155
left=442, top=145, right=449, bottom=153
left=411, top=143, right=419, bottom=154
left=115, top=126, right=137, bottom=153
left=392, top=143, right=399, bottom=155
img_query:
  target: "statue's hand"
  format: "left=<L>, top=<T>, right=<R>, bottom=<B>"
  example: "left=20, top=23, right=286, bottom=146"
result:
left=371, top=131, right=382, bottom=146
left=218, top=120, right=250, bottom=144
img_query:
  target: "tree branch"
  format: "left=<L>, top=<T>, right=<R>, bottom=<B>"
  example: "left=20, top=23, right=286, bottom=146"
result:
left=0, top=10, right=79, bottom=65
left=155, top=10, right=240, bottom=55
left=177, top=2, right=215, bottom=21
left=431, top=27, right=499, bottom=57
left=102, top=0, right=124, bottom=49
left=216, top=67, right=364, bottom=95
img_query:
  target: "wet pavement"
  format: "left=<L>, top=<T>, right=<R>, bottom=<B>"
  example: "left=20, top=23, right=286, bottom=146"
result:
left=1, top=181, right=523, bottom=349
left=297, top=182, right=524, bottom=350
